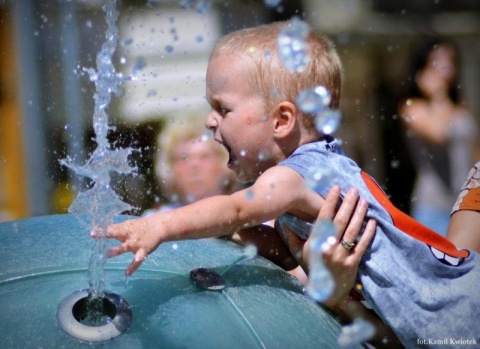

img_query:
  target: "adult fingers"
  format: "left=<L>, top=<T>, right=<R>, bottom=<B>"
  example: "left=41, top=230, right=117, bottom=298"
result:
left=317, top=185, right=341, bottom=221
left=333, top=188, right=359, bottom=239
left=340, top=198, right=368, bottom=245
left=351, top=218, right=376, bottom=258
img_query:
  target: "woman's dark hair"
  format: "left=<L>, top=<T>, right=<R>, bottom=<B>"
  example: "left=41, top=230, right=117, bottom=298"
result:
left=403, top=37, right=461, bottom=103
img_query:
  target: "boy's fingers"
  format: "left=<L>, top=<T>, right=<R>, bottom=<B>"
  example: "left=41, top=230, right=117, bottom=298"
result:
left=317, top=185, right=341, bottom=221
left=107, top=243, right=129, bottom=258
left=126, top=250, right=147, bottom=276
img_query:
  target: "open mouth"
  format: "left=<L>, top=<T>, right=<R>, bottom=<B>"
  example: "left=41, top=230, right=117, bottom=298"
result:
left=216, top=140, right=234, bottom=167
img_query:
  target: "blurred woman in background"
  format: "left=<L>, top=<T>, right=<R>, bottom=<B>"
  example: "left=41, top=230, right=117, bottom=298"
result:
left=399, top=38, right=480, bottom=235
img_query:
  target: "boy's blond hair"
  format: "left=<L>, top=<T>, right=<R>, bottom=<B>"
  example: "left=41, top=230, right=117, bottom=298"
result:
left=210, top=20, right=343, bottom=127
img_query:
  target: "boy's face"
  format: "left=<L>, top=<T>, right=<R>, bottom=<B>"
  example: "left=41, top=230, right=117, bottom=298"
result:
left=205, top=54, right=276, bottom=182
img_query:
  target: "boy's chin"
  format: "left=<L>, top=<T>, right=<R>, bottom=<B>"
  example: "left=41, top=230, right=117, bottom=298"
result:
left=235, top=170, right=260, bottom=184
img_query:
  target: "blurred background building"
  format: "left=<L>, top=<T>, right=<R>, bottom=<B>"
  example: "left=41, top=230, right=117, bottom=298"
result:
left=1, top=0, right=479, bottom=220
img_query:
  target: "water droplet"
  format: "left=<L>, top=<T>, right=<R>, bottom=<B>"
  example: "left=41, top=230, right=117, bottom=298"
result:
left=165, top=45, right=174, bottom=53
left=264, top=0, right=282, bottom=8
left=306, top=219, right=336, bottom=302
left=200, top=132, right=211, bottom=142
left=390, top=159, right=400, bottom=169
left=305, top=166, right=333, bottom=193
left=147, top=89, right=157, bottom=97
left=278, top=17, right=310, bottom=73
left=243, top=245, right=257, bottom=258
left=296, top=86, right=331, bottom=114
left=122, top=38, right=133, bottom=47
left=195, top=35, right=204, bottom=43
left=337, top=318, right=376, bottom=348
left=245, top=189, right=255, bottom=201
left=240, top=150, right=246, bottom=157
left=315, top=109, right=342, bottom=135
left=257, top=150, right=268, bottom=161
left=132, top=56, right=147, bottom=75
left=180, top=0, right=211, bottom=14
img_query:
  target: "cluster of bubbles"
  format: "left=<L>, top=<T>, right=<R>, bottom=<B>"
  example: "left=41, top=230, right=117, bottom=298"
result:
left=278, top=17, right=310, bottom=73
left=296, top=85, right=342, bottom=135
left=277, top=17, right=342, bottom=135
left=306, top=220, right=336, bottom=302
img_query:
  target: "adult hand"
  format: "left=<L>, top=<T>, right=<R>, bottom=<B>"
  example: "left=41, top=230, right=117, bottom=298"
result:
left=304, top=185, right=376, bottom=309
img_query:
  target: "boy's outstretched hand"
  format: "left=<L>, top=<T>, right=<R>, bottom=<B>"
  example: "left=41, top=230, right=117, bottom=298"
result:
left=92, top=216, right=161, bottom=276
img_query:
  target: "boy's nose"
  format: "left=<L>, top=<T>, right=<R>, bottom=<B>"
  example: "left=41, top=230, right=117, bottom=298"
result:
left=205, top=112, right=218, bottom=131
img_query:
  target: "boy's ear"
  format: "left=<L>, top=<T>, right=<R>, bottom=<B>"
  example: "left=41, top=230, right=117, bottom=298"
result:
left=272, top=101, right=297, bottom=138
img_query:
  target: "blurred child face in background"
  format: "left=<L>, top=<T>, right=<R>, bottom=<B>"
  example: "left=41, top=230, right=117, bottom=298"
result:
left=170, top=137, right=231, bottom=203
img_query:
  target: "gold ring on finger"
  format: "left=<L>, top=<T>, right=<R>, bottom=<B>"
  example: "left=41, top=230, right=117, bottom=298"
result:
left=341, top=239, right=356, bottom=251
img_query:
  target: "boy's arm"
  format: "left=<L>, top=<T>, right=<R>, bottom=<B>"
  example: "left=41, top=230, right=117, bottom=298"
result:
left=105, top=165, right=319, bottom=275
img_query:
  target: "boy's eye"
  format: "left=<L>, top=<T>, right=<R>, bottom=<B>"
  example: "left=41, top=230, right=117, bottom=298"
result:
left=219, top=107, right=229, bottom=116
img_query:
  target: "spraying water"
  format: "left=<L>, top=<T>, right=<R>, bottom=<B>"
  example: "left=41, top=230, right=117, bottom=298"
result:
left=60, top=0, right=135, bottom=302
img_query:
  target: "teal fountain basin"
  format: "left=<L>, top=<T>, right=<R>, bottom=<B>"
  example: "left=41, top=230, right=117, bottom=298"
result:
left=0, top=214, right=352, bottom=348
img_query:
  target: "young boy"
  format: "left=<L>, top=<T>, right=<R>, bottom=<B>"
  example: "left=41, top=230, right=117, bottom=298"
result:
left=103, top=21, right=479, bottom=347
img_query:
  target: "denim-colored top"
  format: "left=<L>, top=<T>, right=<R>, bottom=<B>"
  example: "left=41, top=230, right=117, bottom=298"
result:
left=278, top=136, right=480, bottom=347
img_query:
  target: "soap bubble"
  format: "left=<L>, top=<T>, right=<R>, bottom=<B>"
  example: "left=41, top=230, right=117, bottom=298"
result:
left=315, top=109, right=342, bottom=135
left=296, top=86, right=331, bottom=114
left=278, top=17, right=310, bottom=73
left=305, top=166, right=333, bottom=193
left=306, top=220, right=336, bottom=302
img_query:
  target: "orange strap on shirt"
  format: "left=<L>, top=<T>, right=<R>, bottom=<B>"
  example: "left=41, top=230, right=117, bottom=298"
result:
left=361, top=171, right=469, bottom=259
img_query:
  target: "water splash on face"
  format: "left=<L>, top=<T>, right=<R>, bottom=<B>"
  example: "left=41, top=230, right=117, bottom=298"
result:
left=306, top=220, right=336, bottom=302
left=278, top=17, right=310, bottom=73
left=60, top=0, right=136, bottom=300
